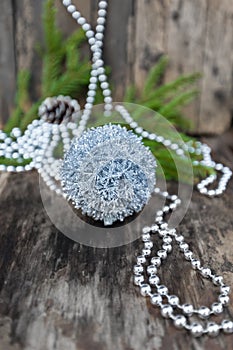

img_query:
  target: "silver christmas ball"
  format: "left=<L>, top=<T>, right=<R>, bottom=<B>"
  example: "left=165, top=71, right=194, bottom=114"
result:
left=61, top=124, right=156, bottom=225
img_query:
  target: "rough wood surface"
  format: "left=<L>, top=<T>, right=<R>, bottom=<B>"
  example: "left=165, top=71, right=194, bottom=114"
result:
left=0, top=133, right=232, bottom=350
left=0, top=0, right=232, bottom=133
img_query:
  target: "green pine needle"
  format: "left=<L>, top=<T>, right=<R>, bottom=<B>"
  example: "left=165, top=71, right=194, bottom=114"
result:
left=142, top=55, right=169, bottom=98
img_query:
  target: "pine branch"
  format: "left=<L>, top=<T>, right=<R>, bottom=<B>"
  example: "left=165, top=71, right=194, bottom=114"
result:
left=4, top=70, right=31, bottom=133
left=65, top=29, right=87, bottom=72
left=42, top=0, right=65, bottom=95
left=142, top=55, right=169, bottom=97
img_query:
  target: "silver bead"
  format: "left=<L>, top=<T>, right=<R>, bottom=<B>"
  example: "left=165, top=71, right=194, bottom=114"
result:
left=162, top=243, right=172, bottom=253
left=179, top=242, right=189, bottom=252
left=147, top=265, right=157, bottom=275
left=157, top=285, right=168, bottom=295
left=157, top=250, right=167, bottom=259
left=151, top=257, right=161, bottom=267
left=168, top=295, right=179, bottom=306
left=155, top=216, right=163, bottom=223
left=158, top=230, right=168, bottom=237
left=144, top=241, right=153, bottom=250
left=211, top=302, right=223, bottom=315
left=0, top=164, right=7, bottom=171
left=137, top=255, right=146, bottom=264
left=149, top=275, right=160, bottom=286
left=184, top=250, right=193, bottom=260
left=183, top=303, right=194, bottom=316
left=160, top=223, right=168, bottom=230
left=191, top=258, right=201, bottom=269
left=175, top=235, right=184, bottom=243
left=140, top=283, right=151, bottom=297
left=161, top=304, right=173, bottom=318
left=222, top=320, right=233, bottom=334
left=207, top=322, right=219, bottom=337
left=151, top=224, right=159, bottom=233
left=190, top=322, right=204, bottom=337
left=134, top=274, right=144, bottom=286
left=72, top=11, right=81, bottom=20
left=142, top=248, right=151, bottom=256
left=212, top=275, right=223, bottom=286
left=77, top=17, right=86, bottom=25
left=133, top=264, right=143, bottom=274
left=221, top=285, right=230, bottom=295
left=198, top=306, right=210, bottom=319
left=63, top=0, right=71, bottom=6
left=67, top=4, right=76, bottom=13
left=200, top=267, right=211, bottom=278
left=150, top=293, right=162, bottom=305
left=174, top=315, right=187, bottom=329
left=218, top=294, right=229, bottom=306
left=142, top=233, right=150, bottom=242
left=163, top=236, right=172, bottom=244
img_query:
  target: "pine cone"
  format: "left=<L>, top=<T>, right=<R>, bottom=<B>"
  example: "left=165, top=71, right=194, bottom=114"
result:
left=39, top=96, right=80, bottom=124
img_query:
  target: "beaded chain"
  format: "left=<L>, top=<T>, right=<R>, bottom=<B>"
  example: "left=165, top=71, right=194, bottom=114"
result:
left=0, top=0, right=232, bottom=337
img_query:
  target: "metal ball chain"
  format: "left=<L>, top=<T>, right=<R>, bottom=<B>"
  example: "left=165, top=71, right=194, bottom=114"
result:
left=62, top=0, right=112, bottom=133
left=115, top=104, right=232, bottom=197
left=134, top=188, right=233, bottom=337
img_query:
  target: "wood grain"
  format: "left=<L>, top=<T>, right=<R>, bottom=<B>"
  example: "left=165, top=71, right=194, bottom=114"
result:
left=0, top=133, right=232, bottom=350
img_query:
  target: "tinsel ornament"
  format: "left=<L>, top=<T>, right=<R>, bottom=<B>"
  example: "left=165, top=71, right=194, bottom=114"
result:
left=61, top=124, right=156, bottom=226
left=39, top=96, right=80, bottom=124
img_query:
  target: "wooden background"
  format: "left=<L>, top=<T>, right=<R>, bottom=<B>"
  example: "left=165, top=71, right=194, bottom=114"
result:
left=0, top=0, right=233, bottom=134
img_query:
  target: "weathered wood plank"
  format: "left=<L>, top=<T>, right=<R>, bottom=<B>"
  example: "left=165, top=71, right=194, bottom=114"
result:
left=0, top=133, right=232, bottom=350
left=165, top=0, right=208, bottom=132
left=198, top=0, right=233, bottom=134
left=0, top=1, right=16, bottom=127
left=132, top=0, right=169, bottom=90
left=103, top=0, right=134, bottom=100
left=14, top=0, right=44, bottom=101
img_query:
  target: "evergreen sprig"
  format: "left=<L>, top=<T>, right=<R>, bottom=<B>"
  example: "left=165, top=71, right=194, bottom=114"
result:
left=124, top=55, right=201, bottom=130
left=5, top=0, right=91, bottom=132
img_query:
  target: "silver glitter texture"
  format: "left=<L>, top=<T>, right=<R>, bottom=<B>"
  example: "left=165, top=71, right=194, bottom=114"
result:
left=61, top=124, right=156, bottom=225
